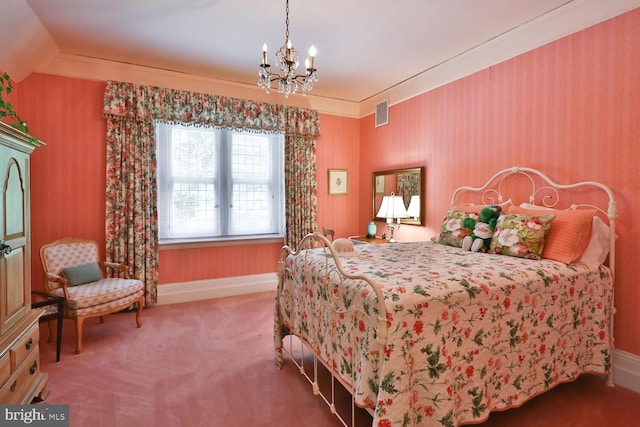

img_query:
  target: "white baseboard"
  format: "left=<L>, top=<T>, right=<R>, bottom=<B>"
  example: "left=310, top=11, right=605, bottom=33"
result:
left=157, top=272, right=277, bottom=305
left=157, top=274, right=640, bottom=394
left=613, top=349, right=640, bottom=393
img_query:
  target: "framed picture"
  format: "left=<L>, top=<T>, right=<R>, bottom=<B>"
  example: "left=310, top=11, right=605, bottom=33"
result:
left=328, top=169, right=348, bottom=195
left=375, top=175, right=386, bottom=194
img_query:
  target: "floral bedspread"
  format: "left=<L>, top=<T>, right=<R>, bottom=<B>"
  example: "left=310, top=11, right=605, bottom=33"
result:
left=274, top=241, right=612, bottom=427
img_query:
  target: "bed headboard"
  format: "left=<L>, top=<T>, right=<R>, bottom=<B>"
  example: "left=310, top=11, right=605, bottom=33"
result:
left=450, top=166, right=617, bottom=275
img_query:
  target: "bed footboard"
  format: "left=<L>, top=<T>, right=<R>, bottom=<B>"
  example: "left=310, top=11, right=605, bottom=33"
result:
left=274, top=232, right=387, bottom=426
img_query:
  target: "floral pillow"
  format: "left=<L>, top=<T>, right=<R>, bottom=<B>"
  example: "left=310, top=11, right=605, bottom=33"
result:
left=507, top=205, right=596, bottom=264
left=489, top=213, right=555, bottom=259
left=436, top=210, right=479, bottom=248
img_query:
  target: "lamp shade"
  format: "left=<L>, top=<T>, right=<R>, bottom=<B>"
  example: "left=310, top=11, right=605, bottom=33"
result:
left=376, top=193, right=408, bottom=219
left=406, top=195, right=420, bottom=219
left=376, top=196, right=389, bottom=218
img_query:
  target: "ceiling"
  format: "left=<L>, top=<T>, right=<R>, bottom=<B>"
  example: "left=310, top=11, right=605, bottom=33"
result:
left=1, top=0, right=637, bottom=108
left=12, top=0, right=577, bottom=103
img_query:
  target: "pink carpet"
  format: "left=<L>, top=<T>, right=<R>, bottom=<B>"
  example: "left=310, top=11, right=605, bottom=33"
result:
left=37, top=291, right=640, bottom=426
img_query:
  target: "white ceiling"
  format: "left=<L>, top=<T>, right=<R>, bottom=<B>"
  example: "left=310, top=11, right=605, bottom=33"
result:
left=1, top=0, right=638, bottom=108
left=13, top=0, right=573, bottom=103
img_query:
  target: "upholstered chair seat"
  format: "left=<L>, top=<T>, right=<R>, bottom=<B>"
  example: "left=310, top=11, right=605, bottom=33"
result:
left=48, top=278, right=142, bottom=313
left=40, top=238, right=144, bottom=353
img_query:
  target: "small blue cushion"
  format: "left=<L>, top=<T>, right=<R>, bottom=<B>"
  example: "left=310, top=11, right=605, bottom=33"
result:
left=62, top=263, right=103, bottom=286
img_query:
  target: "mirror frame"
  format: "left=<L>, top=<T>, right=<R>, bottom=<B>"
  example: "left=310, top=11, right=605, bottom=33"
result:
left=372, top=166, right=424, bottom=225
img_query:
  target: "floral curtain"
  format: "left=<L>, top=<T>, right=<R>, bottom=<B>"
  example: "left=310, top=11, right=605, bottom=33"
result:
left=104, top=118, right=159, bottom=305
left=397, top=172, right=421, bottom=208
left=103, top=81, right=320, bottom=302
left=285, top=134, right=317, bottom=247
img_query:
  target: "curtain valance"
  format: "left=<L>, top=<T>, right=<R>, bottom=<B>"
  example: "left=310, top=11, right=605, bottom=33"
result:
left=103, top=81, right=320, bottom=137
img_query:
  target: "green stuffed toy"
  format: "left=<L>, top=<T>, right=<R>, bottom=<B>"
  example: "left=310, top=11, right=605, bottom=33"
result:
left=461, top=205, right=502, bottom=252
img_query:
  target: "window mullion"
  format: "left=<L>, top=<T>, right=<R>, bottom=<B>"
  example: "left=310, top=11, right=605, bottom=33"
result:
left=218, top=130, right=232, bottom=236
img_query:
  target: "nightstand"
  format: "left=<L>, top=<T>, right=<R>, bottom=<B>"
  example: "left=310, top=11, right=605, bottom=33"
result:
left=31, top=291, right=64, bottom=362
left=349, top=236, right=387, bottom=244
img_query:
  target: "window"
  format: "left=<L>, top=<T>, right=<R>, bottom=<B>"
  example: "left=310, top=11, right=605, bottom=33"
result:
left=155, top=122, right=285, bottom=242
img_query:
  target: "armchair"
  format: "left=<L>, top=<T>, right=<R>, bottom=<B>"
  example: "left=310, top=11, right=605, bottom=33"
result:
left=39, top=238, right=144, bottom=354
left=322, top=227, right=335, bottom=241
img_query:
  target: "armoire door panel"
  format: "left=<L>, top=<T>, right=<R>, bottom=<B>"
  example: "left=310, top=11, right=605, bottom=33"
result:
left=4, top=159, right=25, bottom=239
left=1, top=247, right=27, bottom=333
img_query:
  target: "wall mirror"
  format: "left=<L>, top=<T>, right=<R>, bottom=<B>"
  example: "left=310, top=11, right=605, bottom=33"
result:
left=372, top=167, right=424, bottom=225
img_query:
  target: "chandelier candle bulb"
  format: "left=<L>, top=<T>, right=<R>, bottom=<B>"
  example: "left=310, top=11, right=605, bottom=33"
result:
left=309, top=45, right=316, bottom=69
left=262, top=43, right=268, bottom=64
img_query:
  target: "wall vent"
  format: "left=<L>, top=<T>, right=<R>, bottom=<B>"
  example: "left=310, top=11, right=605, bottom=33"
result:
left=375, top=100, right=389, bottom=127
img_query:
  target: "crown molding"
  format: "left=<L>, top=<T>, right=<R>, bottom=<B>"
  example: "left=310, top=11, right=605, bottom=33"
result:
left=358, top=0, right=640, bottom=117
left=33, top=53, right=361, bottom=118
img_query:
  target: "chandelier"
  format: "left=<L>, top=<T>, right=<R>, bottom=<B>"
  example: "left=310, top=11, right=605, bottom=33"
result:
left=258, top=0, right=318, bottom=98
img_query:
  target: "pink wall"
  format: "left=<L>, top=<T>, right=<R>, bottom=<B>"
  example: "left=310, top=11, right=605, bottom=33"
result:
left=16, top=76, right=108, bottom=290
left=13, top=8, right=640, bottom=356
left=316, top=114, right=361, bottom=238
left=360, top=9, right=640, bottom=356
left=15, top=75, right=360, bottom=288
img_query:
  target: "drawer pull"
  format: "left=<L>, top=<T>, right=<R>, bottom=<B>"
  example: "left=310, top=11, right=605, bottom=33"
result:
left=29, top=361, right=38, bottom=375
left=10, top=380, right=17, bottom=392
left=25, top=338, right=33, bottom=350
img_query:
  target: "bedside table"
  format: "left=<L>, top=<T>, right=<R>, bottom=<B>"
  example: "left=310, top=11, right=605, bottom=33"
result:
left=32, top=290, right=64, bottom=362
left=349, top=236, right=387, bottom=244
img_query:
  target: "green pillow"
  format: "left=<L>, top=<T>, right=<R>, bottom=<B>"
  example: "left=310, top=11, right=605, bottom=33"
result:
left=62, top=263, right=103, bottom=286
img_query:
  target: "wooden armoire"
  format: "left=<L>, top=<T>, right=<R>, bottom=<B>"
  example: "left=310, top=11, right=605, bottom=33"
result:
left=0, top=121, right=48, bottom=403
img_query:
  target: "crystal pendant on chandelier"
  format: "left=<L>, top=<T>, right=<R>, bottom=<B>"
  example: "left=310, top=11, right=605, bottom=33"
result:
left=258, top=0, right=318, bottom=98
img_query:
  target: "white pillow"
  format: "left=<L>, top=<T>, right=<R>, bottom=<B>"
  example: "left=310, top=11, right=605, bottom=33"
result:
left=333, top=238, right=359, bottom=257
left=579, top=216, right=613, bottom=267
left=333, top=238, right=354, bottom=252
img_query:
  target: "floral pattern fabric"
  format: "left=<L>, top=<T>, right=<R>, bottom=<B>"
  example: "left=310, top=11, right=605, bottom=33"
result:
left=274, top=241, right=612, bottom=427
left=489, top=213, right=555, bottom=260
left=104, top=82, right=321, bottom=292
left=105, top=117, right=159, bottom=305
left=285, top=134, right=318, bottom=248
left=436, top=210, right=478, bottom=247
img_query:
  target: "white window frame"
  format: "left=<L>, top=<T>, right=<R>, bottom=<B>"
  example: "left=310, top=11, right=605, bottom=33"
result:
left=155, top=122, right=285, bottom=245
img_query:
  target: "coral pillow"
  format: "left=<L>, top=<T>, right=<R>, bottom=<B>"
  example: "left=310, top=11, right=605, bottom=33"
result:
left=449, top=200, right=512, bottom=214
left=507, top=205, right=596, bottom=264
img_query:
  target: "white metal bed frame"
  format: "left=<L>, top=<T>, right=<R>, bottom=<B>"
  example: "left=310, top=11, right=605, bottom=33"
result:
left=276, top=232, right=387, bottom=426
left=275, top=166, right=617, bottom=427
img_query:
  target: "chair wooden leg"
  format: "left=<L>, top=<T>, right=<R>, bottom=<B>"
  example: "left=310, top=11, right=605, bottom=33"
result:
left=74, top=317, right=84, bottom=354
left=135, top=297, right=144, bottom=328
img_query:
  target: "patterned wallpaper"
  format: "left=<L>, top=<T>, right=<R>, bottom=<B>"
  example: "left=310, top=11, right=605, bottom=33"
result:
left=17, top=8, right=640, bottom=356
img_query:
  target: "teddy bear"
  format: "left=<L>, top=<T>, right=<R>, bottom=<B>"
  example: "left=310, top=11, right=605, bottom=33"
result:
left=461, top=205, right=502, bottom=252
